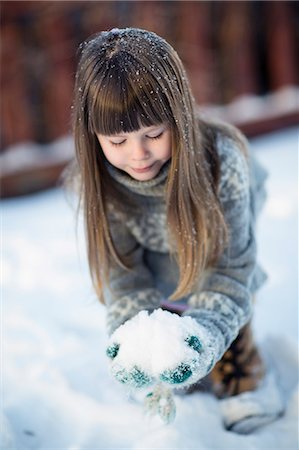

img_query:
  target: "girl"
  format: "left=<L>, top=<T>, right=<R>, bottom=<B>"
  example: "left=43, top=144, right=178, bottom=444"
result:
left=69, top=27, right=284, bottom=432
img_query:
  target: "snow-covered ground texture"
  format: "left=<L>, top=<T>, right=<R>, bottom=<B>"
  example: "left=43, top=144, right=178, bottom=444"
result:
left=2, top=126, right=298, bottom=449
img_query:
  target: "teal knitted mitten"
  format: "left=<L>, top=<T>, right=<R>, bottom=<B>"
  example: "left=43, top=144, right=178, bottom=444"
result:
left=106, top=309, right=217, bottom=390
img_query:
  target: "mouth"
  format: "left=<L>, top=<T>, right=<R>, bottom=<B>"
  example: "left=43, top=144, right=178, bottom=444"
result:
left=131, top=162, right=155, bottom=173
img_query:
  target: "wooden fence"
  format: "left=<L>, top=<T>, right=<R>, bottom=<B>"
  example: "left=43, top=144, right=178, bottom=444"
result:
left=1, top=0, right=298, bottom=150
left=0, top=1, right=298, bottom=197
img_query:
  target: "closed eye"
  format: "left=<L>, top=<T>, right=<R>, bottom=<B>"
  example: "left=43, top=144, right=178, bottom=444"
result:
left=147, top=131, right=164, bottom=140
left=109, top=130, right=164, bottom=146
left=110, top=140, right=126, bottom=146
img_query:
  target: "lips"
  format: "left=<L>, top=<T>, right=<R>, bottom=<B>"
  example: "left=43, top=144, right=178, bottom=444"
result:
left=131, top=162, right=155, bottom=173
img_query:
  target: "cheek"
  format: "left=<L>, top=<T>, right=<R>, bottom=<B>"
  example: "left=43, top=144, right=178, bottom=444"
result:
left=96, top=136, right=123, bottom=166
left=101, top=146, right=123, bottom=166
left=162, top=134, right=172, bottom=159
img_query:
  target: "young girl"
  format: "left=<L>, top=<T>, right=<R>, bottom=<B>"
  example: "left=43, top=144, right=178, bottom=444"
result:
left=69, top=27, right=284, bottom=432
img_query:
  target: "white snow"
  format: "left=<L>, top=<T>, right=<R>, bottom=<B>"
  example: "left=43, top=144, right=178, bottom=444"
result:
left=0, top=136, right=74, bottom=175
left=1, top=126, right=298, bottom=449
left=108, top=309, right=212, bottom=383
left=202, top=86, right=299, bottom=124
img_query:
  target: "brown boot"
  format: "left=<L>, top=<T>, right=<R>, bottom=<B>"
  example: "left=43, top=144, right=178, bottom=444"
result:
left=209, top=322, right=265, bottom=399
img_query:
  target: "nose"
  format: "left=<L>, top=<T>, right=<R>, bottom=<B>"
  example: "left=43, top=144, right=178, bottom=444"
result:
left=131, top=139, right=150, bottom=161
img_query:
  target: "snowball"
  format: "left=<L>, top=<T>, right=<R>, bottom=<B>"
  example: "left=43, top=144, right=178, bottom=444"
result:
left=108, top=309, right=211, bottom=379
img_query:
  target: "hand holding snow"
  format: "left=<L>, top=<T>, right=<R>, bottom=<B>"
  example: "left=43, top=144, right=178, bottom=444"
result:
left=106, top=309, right=215, bottom=389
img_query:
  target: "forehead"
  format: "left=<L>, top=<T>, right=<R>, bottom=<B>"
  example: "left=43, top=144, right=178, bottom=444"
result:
left=100, top=123, right=166, bottom=137
left=82, top=32, right=177, bottom=136
left=90, top=71, right=172, bottom=135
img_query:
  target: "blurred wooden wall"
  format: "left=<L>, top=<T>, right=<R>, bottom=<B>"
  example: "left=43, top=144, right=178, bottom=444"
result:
left=1, top=0, right=298, bottom=150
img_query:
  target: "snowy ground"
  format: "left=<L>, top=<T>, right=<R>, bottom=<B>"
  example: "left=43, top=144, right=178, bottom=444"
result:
left=1, top=126, right=298, bottom=449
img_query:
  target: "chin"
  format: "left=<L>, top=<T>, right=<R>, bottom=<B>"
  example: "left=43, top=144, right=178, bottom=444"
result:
left=130, top=171, right=157, bottom=181
left=127, top=163, right=162, bottom=181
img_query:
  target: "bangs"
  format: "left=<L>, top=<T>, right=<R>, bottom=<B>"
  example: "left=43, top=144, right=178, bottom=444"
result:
left=88, top=55, right=173, bottom=135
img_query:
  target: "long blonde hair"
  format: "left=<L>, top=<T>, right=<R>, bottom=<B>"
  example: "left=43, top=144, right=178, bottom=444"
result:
left=71, top=28, right=248, bottom=302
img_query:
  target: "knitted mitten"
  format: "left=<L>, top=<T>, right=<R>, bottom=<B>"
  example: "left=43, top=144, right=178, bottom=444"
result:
left=106, top=309, right=219, bottom=422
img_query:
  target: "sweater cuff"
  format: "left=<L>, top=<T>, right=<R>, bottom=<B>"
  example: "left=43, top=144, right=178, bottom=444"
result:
left=106, top=288, right=163, bottom=335
left=182, top=309, right=228, bottom=363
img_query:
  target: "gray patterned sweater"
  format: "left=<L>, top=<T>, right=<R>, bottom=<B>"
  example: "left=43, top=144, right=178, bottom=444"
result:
left=104, top=133, right=268, bottom=363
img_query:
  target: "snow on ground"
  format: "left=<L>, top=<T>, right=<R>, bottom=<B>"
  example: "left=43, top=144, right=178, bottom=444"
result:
left=1, top=126, right=298, bottom=449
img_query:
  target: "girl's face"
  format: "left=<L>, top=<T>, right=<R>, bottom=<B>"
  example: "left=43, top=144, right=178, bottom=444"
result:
left=96, top=124, right=171, bottom=181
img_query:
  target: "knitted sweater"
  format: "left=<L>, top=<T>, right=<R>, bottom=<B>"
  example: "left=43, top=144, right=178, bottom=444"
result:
left=104, top=133, right=268, bottom=362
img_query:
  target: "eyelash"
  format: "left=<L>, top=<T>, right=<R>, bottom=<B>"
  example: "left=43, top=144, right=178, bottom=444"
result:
left=110, top=141, right=125, bottom=147
left=110, top=131, right=164, bottom=146
left=150, top=132, right=163, bottom=140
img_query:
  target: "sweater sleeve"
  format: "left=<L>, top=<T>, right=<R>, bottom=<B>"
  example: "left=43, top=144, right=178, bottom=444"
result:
left=104, top=210, right=163, bottom=335
left=183, top=135, right=257, bottom=362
